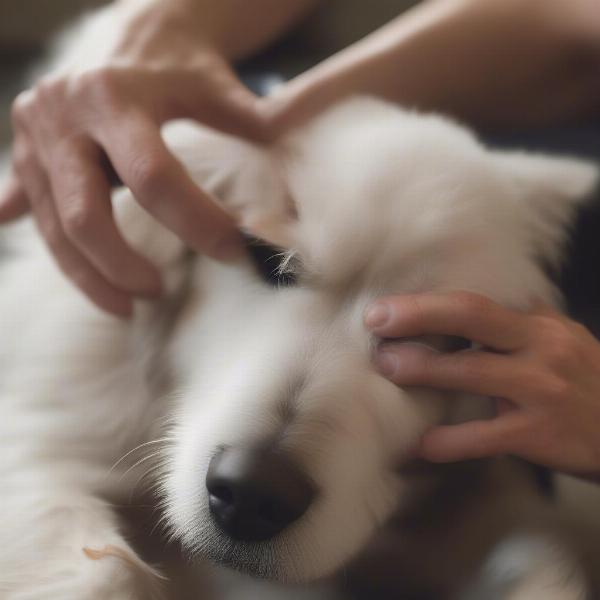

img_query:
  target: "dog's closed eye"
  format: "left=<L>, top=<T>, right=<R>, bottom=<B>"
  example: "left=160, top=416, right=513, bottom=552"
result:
left=244, top=234, right=298, bottom=287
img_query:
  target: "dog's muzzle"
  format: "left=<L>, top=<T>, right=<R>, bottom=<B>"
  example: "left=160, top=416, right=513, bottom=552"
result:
left=206, top=447, right=315, bottom=542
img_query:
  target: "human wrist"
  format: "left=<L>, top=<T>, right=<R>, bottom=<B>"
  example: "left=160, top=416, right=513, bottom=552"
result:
left=109, top=1, right=228, bottom=67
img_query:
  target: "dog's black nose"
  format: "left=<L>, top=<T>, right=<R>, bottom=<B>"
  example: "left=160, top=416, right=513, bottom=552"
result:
left=206, top=447, right=315, bottom=542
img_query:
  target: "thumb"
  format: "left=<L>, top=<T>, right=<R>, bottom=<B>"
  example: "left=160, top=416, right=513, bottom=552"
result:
left=161, top=65, right=267, bottom=143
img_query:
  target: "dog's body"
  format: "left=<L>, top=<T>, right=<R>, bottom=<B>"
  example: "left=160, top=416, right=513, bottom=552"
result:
left=1, top=7, right=600, bottom=599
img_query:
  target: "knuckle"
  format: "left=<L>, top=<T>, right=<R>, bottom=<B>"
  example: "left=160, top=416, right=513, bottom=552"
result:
left=546, top=378, right=572, bottom=403
left=545, top=344, right=576, bottom=371
left=454, top=291, right=493, bottom=317
left=73, top=67, right=121, bottom=105
left=61, top=201, right=97, bottom=240
left=534, top=314, right=567, bottom=339
left=532, top=371, right=571, bottom=403
left=127, top=154, right=171, bottom=201
left=36, top=75, right=66, bottom=100
left=11, top=90, right=36, bottom=125
left=536, top=320, right=580, bottom=370
left=572, top=321, right=591, bottom=340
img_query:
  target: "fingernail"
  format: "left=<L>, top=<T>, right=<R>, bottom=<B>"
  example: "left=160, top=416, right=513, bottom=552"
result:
left=365, top=303, right=391, bottom=329
left=376, top=351, right=398, bottom=378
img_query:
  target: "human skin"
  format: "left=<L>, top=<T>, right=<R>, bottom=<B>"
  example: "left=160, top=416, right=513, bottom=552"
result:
left=1, top=0, right=598, bottom=316
left=365, top=292, right=600, bottom=480
left=265, top=0, right=600, bottom=133
left=1, top=0, right=599, bottom=474
left=0, top=0, right=318, bottom=316
left=263, top=0, right=600, bottom=479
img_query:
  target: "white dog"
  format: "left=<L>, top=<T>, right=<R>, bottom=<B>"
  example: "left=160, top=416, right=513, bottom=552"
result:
left=1, top=8, right=599, bottom=600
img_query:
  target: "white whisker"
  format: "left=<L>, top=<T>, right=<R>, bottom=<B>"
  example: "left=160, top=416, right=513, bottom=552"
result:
left=110, top=437, right=174, bottom=474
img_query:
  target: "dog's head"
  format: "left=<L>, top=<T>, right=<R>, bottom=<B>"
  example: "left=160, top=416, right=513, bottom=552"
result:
left=159, top=98, right=598, bottom=582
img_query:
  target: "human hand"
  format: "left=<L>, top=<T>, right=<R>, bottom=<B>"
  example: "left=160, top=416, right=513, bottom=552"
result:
left=262, top=0, right=600, bottom=140
left=365, top=291, right=600, bottom=480
left=0, top=30, right=265, bottom=317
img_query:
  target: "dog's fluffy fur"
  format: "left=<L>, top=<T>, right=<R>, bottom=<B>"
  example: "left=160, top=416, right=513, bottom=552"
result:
left=1, top=6, right=599, bottom=599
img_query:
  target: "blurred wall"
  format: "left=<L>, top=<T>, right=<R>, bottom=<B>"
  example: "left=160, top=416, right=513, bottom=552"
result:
left=0, top=0, right=109, bottom=50
left=0, top=0, right=109, bottom=144
left=301, top=0, right=420, bottom=57
left=0, top=0, right=420, bottom=143
left=0, top=0, right=421, bottom=51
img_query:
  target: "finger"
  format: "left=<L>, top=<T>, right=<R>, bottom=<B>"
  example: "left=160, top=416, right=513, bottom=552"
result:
left=495, top=397, right=517, bottom=416
left=375, top=343, right=526, bottom=398
left=0, top=174, right=30, bottom=222
left=155, top=66, right=266, bottom=142
left=365, top=291, right=529, bottom=351
left=530, top=299, right=567, bottom=321
left=16, top=145, right=133, bottom=317
left=48, top=138, right=163, bottom=296
left=96, top=114, right=243, bottom=260
left=418, top=414, right=528, bottom=462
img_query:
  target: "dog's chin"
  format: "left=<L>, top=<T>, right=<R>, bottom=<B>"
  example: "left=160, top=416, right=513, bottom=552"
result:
left=187, top=523, right=308, bottom=583
left=199, top=538, right=277, bottom=581
left=179, top=506, right=351, bottom=584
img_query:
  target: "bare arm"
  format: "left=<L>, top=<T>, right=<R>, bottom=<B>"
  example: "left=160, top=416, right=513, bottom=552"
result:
left=267, top=0, right=600, bottom=133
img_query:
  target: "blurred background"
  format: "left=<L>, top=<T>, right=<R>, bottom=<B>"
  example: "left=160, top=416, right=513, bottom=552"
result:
left=0, top=0, right=108, bottom=143
left=0, top=3, right=599, bottom=599
left=0, top=0, right=107, bottom=48
left=0, top=0, right=421, bottom=146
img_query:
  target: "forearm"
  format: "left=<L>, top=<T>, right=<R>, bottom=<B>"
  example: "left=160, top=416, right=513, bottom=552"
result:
left=270, top=0, right=600, bottom=132
left=115, top=0, right=320, bottom=62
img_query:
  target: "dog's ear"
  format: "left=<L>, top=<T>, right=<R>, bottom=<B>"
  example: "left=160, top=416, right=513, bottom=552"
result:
left=494, top=151, right=599, bottom=267
left=200, top=145, right=299, bottom=250
left=235, top=175, right=299, bottom=251
left=242, top=218, right=297, bottom=251
left=217, top=155, right=301, bottom=251
left=163, top=121, right=299, bottom=250
left=496, top=151, right=598, bottom=206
